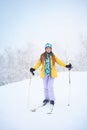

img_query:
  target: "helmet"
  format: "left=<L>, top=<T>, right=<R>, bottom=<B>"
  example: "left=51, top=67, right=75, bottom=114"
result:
left=45, top=43, right=52, bottom=49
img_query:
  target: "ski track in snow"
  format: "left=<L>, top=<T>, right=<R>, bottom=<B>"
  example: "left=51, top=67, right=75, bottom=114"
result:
left=0, top=72, right=87, bottom=130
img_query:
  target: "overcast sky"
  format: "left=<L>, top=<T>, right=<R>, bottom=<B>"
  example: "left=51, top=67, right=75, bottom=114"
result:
left=0, top=0, right=87, bottom=54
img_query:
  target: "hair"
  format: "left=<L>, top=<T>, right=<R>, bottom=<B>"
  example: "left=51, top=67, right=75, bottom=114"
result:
left=40, top=52, right=55, bottom=66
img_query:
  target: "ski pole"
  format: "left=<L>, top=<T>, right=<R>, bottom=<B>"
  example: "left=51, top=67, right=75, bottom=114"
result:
left=27, top=73, right=32, bottom=108
left=67, top=69, right=71, bottom=106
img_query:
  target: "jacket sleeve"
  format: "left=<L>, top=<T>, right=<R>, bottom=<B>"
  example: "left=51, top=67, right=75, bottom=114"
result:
left=33, top=59, right=41, bottom=70
left=55, top=55, right=66, bottom=67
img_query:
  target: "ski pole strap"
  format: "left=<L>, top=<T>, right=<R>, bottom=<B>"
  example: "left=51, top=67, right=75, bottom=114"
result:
left=32, top=71, right=34, bottom=75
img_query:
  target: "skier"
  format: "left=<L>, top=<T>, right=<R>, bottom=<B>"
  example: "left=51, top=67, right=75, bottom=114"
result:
left=30, top=43, right=72, bottom=106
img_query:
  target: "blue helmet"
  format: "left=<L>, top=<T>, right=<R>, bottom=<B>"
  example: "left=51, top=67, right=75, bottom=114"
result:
left=45, top=43, right=52, bottom=49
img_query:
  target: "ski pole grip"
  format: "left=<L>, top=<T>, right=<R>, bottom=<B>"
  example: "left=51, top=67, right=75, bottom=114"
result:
left=30, top=68, right=35, bottom=75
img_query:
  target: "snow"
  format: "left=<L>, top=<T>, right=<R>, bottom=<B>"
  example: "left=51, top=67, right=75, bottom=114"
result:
left=0, top=72, right=87, bottom=130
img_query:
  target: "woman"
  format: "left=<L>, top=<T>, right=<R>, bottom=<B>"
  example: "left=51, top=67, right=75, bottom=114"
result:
left=30, top=43, right=72, bottom=106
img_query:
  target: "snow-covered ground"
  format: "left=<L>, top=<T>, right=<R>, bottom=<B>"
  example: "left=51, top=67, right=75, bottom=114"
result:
left=0, top=72, right=87, bottom=130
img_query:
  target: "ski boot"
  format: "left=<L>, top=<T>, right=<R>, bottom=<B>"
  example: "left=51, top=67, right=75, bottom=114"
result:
left=50, top=100, right=55, bottom=105
left=43, top=99, right=49, bottom=106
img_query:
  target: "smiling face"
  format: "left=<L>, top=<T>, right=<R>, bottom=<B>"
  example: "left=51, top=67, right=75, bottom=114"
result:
left=45, top=47, right=52, bottom=53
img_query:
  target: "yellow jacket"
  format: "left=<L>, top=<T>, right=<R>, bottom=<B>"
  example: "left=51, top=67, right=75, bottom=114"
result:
left=33, top=55, right=66, bottom=78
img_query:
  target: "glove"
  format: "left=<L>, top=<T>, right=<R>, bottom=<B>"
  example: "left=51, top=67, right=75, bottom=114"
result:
left=30, top=68, right=35, bottom=75
left=66, top=63, right=72, bottom=70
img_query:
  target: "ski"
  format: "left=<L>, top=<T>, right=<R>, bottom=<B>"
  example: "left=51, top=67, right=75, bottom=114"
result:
left=30, top=102, right=48, bottom=112
left=30, top=103, right=54, bottom=114
left=46, top=105, right=54, bottom=114
left=30, top=105, right=44, bottom=112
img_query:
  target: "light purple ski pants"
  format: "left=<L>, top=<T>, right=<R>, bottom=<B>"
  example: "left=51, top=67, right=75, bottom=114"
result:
left=43, top=75, right=55, bottom=101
